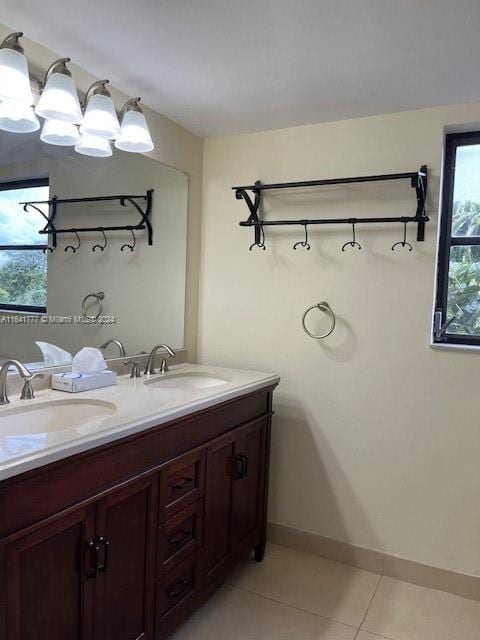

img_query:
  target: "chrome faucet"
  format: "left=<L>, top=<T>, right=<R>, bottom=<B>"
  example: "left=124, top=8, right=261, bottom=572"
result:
left=124, top=360, right=142, bottom=378
left=144, top=344, right=176, bottom=375
left=99, top=338, right=126, bottom=358
left=0, top=360, right=43, bottom=405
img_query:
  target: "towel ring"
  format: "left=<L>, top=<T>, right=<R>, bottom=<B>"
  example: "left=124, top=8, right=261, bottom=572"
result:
left=81, top=291, right=105, bottom=321
left=302, top=301, right=336, bottom=339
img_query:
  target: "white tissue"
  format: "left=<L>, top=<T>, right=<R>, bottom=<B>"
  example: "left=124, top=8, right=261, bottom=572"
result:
left=35, top=341, right=73, bottom=367
left=72, top=347, right=107, bottom=375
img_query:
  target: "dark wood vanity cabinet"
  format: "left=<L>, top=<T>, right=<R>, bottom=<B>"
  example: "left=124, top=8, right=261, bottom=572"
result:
left=0, top=385, right=275, bottom=640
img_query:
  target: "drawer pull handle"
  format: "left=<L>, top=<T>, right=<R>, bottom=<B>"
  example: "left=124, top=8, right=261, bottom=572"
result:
left=234, top=454, right=248, bottom=479
left=98, top=536, right=110, bottom=573
left=239, top=453, right=248, bottom=478
left=169, top=528, right=193, bottom=546
left=87, top=537, right=101, bottom=579
left=86, top=536, right=110, bottom=578
left=233, top=455, right=244, bottom=479
left=168, top=579, right=191, bottom=599
left=171, top=477, right=194, bottom=491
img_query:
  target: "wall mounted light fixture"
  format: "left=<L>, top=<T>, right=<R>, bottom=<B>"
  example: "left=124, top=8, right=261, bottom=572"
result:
left=0, top=32, right=155, bottom=155
left=0, top=32, right=39, bottom=133
left=35, top=58, right=83, bottom=123
left=115, top=98, right=154, bottom=153
left=0, top=32, right=33, bottom=104
left=81, top=80, right=120, bottom=139
left=75, top=132, right=112, bottom=157
left=40, top=118, right=80, bottom=146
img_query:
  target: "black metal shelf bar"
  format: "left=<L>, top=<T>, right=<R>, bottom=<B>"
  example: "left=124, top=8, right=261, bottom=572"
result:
left=0, top=244, right=47, bottom=250
left=21, top=190, right=154, bottom=248
left=20, top=194, right=148, bottom=205
left=233, top=165, right=428, bottom=246
left=240, top=215, right=428, bottom=227
left=233, top=170, right=424, bottom=192
left=38, top=224, right=146, bottom=235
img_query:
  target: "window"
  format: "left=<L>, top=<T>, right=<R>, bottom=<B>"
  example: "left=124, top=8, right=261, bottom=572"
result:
left=0, top=178, right=49, bottom=313
left=434, top=132, right=480, bottom=346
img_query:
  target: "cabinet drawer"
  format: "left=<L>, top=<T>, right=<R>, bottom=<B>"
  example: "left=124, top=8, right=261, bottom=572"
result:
left=158, top=500, right=203, bottom=575
left=156, top=554, right=199, bottom=633
left=159, top=449, right=205, bottom=521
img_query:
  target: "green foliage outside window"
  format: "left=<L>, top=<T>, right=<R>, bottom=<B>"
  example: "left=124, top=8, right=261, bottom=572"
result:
left=447, top=201, right=480, bottom=335
left=0, top=251, right=47, bottom=308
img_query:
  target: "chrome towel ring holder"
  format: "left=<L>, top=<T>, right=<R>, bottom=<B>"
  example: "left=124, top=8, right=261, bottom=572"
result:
left=81, top=291, right=105, bottom=321
left=302, top=301, right=336, bottom=339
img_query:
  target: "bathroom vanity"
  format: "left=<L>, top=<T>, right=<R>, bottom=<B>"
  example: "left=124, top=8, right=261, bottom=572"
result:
left=0, top=365, right=278, bottom=640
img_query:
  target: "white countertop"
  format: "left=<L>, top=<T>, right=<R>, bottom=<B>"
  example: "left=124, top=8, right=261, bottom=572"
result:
left=0, top=363, right=279, bottom=482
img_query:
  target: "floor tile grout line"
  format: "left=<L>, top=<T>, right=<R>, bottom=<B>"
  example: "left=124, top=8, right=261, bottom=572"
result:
left=357, top=630, right=397, bottom=640
left=353, top=574, right=384, bottom=640
left=224, top=581, right=359, bottom=631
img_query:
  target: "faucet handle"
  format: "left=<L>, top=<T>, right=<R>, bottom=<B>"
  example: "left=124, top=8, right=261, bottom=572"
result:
left=124, top=360, right=142, bottom=378
left=20, top=373, right=44, bottom=400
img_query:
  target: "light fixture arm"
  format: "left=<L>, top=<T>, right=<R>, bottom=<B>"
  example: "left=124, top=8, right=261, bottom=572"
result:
left=83, top=79, right=111, bottom=109
left=0, top=32, right=24, bottom=53
left=120, top=97, right=143, bottom=119
left=44, top=57, right=72, bottom=84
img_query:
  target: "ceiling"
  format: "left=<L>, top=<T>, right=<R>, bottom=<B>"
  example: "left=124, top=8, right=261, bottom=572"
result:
left=2, top=0, right=480, bottom=137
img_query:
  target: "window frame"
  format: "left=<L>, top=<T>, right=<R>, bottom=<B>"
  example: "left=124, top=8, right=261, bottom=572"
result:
left=434, top=131, right=480, bottom=347
left=0, top=177, right=49, bottom=314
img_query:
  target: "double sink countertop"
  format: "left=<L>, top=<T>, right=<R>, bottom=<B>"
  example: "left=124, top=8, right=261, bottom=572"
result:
left=0, top=363, right=279, bottom=482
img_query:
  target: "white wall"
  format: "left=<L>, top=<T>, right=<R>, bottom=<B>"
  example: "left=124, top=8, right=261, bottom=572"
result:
left=199, top=103, right=480, bottom=576
left=0, top=23, right=203, bottom=359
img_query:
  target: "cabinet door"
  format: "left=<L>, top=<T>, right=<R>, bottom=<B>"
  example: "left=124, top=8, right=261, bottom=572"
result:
left=232, top=420, right=266, bottom=554
left=202, top=432, right=237, bottom=584
left=4, top=504, right=96, bottom=640
left=94, top=475, right=158, bottom=640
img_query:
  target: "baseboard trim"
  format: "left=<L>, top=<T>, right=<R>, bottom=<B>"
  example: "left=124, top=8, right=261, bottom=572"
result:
left=267, top=522, right=480, bottom=602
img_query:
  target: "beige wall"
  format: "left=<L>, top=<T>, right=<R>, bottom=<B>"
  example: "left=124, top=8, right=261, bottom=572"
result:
left=199, top=103, right=480, bottom=576
left=0, top=23, right=203, bottom=359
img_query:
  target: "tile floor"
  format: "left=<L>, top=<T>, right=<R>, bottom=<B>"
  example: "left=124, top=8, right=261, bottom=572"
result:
left=171, top=544, right=480, bottom=640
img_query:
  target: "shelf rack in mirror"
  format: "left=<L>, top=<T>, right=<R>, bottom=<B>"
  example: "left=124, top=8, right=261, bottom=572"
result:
left=20, top=189, right=154, bottom=250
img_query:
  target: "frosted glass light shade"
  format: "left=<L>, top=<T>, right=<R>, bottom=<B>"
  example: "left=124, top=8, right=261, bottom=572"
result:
left=75, top=133, right=112, bottom=157
left=41, top=119, right=80, bottom=146
left=0, top=100, right=39, bottom=133
left=35, top=73, right=83, bottom=123
left=80, top=93, right=120, bottom=139
left=0, top=48, right=33, bottom=104
left=114, top=109, right=154, bottom=153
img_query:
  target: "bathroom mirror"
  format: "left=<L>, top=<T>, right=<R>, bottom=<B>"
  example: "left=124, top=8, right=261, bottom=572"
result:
left=0, top=130, right=188, bottom=367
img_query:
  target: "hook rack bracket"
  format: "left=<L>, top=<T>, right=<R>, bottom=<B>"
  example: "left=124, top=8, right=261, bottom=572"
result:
left=21, top=190, right=154, bottom=248
left=233, top=166, right=428, bottom=247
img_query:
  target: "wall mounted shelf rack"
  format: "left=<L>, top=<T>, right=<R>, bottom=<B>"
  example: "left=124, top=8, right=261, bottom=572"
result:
left=21, top=189, right=154, bottom=249
left=232, top=166, right=428, bottom=248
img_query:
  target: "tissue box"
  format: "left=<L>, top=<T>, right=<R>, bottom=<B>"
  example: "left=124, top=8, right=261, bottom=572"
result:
left=52, top=370, right=116, bottom=393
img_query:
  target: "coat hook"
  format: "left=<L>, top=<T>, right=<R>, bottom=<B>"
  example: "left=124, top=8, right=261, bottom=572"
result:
left=43, top=243, right=54, bottom=254
left=249, top=223, right=266, bottom=250
left=392, top=220, right=413, bottom=252
left=121, top=228, right=137, bottom=252
left=341, top=221, right=361, bottom=251
left=65, top=231, right=81, bottom=253
left=93, top=229, right=108, bottom=252
left=293, top=221, right=311, bottom=250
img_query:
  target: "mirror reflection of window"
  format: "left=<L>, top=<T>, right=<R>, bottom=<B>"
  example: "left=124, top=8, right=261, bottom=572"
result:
left=0, top=179, right=49, bottom=313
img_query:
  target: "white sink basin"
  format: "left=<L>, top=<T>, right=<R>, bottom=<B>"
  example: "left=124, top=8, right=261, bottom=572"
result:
left=0, top=399, right=117, bottom=437
left=145, top=372, right=229, bottom=390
